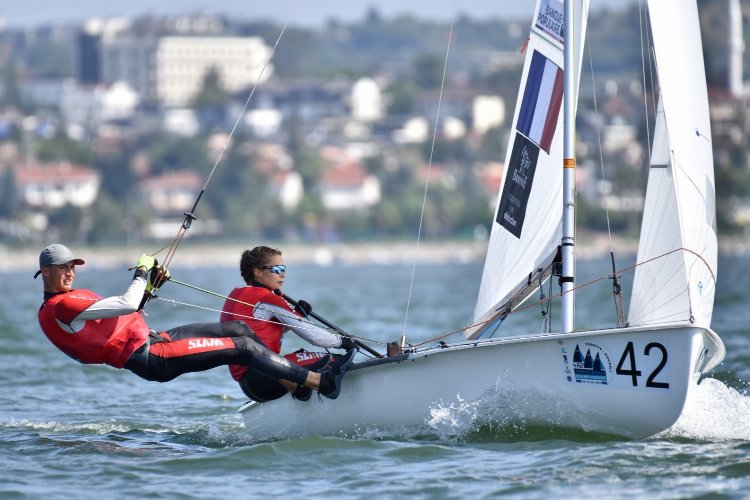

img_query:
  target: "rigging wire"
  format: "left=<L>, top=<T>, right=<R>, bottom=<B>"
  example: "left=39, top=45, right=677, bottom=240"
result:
left=156, top=277, right=385, bottom=347
left=585, top=21, right=625, bottom=327
left=399, top=1, right=457, bottom=349
left=638, top=0, right=656, bottom=162
left=643, top=2, right=659, bottom=127
left=155, top=245, right=712, bottom=352
left=145, top=19, right=293, bottom=297
left=409, top=246, right=714, bottom=347
left=585, top=32, right=613, bottom=253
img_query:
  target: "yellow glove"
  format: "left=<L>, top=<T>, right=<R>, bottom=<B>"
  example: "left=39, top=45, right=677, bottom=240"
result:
left=135, top=254, right=156, bottom=271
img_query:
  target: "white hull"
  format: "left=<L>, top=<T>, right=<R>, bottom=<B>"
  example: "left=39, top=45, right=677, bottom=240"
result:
left=240, top=324, right=724, bottom=440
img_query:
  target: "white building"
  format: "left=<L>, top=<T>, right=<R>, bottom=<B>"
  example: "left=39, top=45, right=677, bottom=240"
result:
left=138, top=170, right=208, bottom=238
left=60, top=80, right=139, bottom=137
left=15, top=162, right=100, bottom=209
left=443, top=116, right=467, bottom=140
left=102, top=34, right=273, bottom=107
left=351, top=77, right=383, bottom=123
left=729, top=0, right=746, bottom=98
left=268, top=170, right=304, bottom=211
left=393, top=117, right=430, bottom=144
left=155, top=36, right=273, bottom=107
left=244, top=108, right=283, bottom=138
left=472, top=95, right=505, bottom=135
left=319, top=147, right=381, bottom=211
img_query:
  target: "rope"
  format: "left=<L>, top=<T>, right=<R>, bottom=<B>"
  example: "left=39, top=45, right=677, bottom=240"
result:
left=585, top=25, right=627, bottom=327
left=399, top=1, right=457, bottom=347
left=146, top=20, right=293, bottom=291
left=160, top=278, right=385, bottom=346
left=409, top=246, right=715, bottom=347
left=150, top=246, right=713, bottom=351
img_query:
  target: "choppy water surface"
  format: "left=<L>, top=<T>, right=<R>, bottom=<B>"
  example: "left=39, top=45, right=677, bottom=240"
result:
left=2, top=254, right=749, bottom=498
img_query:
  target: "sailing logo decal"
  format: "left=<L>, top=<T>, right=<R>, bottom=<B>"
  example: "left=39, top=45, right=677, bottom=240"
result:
left=497, top=133, right=539, bottom=238
left=559, top=340, right=613, bottom=385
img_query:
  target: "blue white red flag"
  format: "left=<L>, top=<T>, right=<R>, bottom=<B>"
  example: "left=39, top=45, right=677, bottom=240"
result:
left=516, top=50, right=563, bottom=153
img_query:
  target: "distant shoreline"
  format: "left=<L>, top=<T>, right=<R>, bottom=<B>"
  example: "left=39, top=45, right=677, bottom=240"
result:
left=5, top=234, right=747, bottom=273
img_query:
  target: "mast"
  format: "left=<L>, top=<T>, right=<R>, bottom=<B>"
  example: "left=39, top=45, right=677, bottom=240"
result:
left=561, top=0, right=576, bottom=332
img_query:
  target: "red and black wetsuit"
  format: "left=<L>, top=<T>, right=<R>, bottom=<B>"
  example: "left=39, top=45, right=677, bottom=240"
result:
left=38, top=270, right=310, bottom=386
left=221, top=284, right=343, bottom=401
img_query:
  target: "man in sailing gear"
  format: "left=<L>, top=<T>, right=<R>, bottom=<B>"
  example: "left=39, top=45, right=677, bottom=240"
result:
left=221, top=245, right=356, bottom=402
left=36, top=243, right=348, bottom=399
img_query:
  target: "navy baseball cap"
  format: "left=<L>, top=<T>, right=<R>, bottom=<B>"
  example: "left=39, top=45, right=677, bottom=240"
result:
left=34, top=244, right=85, bottom=278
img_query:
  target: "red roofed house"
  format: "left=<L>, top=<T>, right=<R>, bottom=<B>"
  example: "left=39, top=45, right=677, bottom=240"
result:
left=318, top=147, right=380, bottom=211
left=138, top=170, right=205, bottom=238
left=15, top=162, right=101, bottom=209
left=477, top=162, right=503, bottom=199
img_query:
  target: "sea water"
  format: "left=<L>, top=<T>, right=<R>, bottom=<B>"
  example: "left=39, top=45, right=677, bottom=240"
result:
left=2, top=254, right=749, bottom=498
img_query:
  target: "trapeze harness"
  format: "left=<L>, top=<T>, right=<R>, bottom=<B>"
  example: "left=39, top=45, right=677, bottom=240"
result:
left=38, top=276, right=309, bottom=385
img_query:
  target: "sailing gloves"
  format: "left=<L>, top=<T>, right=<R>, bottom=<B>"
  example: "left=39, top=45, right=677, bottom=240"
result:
left=134, top=254, right=171, bottom=293
left=339, top=336, right=357, bottom=351
left=294, top=300, right=312, bottom=317
left=136, top=254, right=156, bottom=271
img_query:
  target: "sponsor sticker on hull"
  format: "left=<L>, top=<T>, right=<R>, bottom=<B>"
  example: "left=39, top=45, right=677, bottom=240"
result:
left=559, top=339, right=614, bottom=385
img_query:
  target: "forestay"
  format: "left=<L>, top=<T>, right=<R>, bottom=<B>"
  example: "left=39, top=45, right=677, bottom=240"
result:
left=628, top=0, right=717, bottom=328
left=469, top=0, right=589, bottom=338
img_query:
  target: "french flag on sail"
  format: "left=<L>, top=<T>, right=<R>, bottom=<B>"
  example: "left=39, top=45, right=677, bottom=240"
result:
left=516, top=50, right=563, bottom=153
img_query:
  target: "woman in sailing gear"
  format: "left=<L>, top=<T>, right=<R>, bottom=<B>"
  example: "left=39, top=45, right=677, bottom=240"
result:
left=35, top=243, right=348, bottom=399
left=221, top=245, right=356, bottom=402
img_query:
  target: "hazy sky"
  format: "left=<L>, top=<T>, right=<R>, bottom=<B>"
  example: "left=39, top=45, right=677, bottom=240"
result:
left=0, top=0, right=631, bottom=28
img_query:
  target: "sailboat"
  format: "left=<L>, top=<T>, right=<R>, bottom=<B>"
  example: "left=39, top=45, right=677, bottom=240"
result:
left=239, top=0, right=725, bottom=440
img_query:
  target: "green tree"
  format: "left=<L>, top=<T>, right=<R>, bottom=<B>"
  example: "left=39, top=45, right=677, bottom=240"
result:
left=35, top=132, right=96, bottom=165
left=294, top=146, right=324, bottom=190
left=0, top=169, right=18, bottom=217
left=414, top=54, right=447, bottom=90
left=87, top=192, right=128, bottom=244
left=385, top=80, right=419, bottom=115
left=191, top=67, right=229, bottom=131
left=191, top=67, right=229, bottom=108
left=96, top=148, right=138, bottom=201
left=147, top=134, right=211, bottom=175
left=48, top=204, right=87, bottom=242
left=0, top=63, right=23, bottom=109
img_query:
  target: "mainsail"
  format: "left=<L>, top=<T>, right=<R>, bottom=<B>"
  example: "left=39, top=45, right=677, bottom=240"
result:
left=628, top=0, right=717, bottom=328
left=469, top=0, right=589, bottom=338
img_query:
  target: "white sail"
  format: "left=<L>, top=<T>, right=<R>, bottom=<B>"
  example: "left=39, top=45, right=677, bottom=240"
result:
left=470, top=0, right=589, bottom=338
left=628, top=0, right=717, bottom=328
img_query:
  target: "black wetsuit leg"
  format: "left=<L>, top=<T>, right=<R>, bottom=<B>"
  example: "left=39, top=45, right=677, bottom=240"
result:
left=124, top=320, right=310, bottom=384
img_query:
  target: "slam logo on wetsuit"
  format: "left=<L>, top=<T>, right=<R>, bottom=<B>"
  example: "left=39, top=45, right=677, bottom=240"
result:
left=188, top=339, right=225, bottom=350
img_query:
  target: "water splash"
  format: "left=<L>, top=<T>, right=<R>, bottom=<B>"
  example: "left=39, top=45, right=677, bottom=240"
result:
left=424, top=377, right=608, bottom=442
left=426, top=395, right=482, bottom=440
left=660, top=377, right=750, bottom=441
